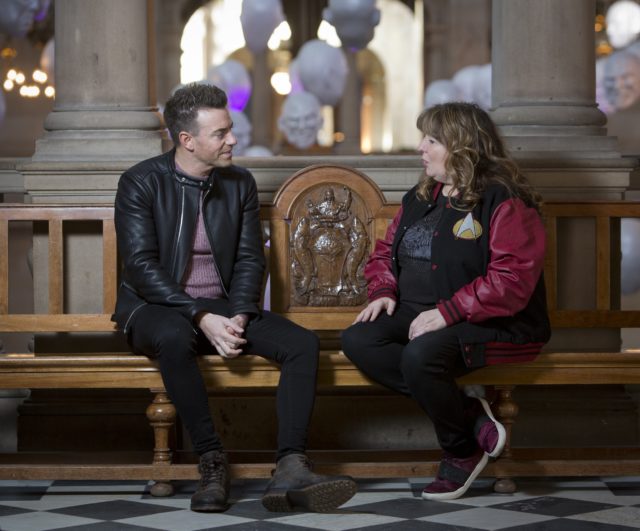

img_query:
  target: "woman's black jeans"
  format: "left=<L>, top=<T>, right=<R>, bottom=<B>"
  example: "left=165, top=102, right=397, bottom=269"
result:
left=341, top=303, right=478, bottom=457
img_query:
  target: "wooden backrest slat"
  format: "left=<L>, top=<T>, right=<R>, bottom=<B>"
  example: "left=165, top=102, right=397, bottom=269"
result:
left=0, top=314, right=115, bottom=332
left=48, top=219, right=64, bottom=314
left=0, top=220, right=8, bottom=315
left=102, top=219, right=117, bottom=314
left=596, top=216, right=611, bottom=311
left=0, top=205, right=113, bottom=221
left=544, top=202, right=640, bottom=218
left=1, top=198, right=640, bottom=337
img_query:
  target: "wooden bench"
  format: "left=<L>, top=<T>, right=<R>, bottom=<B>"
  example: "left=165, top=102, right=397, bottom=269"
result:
left=1, top=164, right=640, bottom=496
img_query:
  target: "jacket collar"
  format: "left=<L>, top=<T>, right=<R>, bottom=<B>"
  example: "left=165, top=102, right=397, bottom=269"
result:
left=168, top=148, right=214, bottom=191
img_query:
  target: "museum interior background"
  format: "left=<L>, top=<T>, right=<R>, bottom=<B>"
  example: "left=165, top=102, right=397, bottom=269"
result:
left=1, top=0, right=640, bottom=460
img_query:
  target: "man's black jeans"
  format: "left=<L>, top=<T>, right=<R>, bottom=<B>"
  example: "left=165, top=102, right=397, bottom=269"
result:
left=128, top=300, right=320, bottom=460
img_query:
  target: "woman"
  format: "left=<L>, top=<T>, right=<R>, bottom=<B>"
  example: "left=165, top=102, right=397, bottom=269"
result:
left=341, top=102, right=551, bottom=501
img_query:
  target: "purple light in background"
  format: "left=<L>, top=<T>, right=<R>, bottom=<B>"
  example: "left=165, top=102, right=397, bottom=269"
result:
left=34, top=0, right=51, bottom=22
left=227, top=87, right=251, bottom=112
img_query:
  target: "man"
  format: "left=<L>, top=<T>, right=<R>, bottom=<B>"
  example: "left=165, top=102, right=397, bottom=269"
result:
left=112, top=83, right=356, bottom=513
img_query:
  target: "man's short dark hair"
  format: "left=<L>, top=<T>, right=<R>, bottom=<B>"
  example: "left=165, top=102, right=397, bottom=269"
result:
left=163, top=83, right=228, bottom=145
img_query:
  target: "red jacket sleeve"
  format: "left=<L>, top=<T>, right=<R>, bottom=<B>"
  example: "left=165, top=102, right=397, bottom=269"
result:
left=436, top=198, right=546, bottom=325
left=364, top=206, right=403, bottom=301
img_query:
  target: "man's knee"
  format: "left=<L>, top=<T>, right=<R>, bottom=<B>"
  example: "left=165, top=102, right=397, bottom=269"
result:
left=155, top=317, right=197, bottom=352
left=132, top=307, right=197, bottom=359
left=292, top=327, right=320, bottom=360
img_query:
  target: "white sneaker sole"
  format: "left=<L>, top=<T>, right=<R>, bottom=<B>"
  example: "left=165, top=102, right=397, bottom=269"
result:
left=477, top=397, right=507, bottom=458
left=421, top=452, right=489, bottom=501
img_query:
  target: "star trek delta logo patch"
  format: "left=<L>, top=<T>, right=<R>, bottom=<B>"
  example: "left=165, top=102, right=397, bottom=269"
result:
left=453, top=213, right=483, bottom=240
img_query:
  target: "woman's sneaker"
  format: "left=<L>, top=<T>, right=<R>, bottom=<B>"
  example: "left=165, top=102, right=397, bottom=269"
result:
left=422, top=448, right=488, bottom=501
left=473, top=397, right=506, bottom=458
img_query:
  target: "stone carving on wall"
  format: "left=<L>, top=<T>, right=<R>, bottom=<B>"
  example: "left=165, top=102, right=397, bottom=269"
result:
left=290, top=185, right=369, bottom=306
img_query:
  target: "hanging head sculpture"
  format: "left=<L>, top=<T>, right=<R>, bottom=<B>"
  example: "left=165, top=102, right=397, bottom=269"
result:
left=240, top=0, right=285, bottom=54
left=424, top=79, right=462, bottom=109
left=603, top=49, right=640, bottom=110
left=0, top=0, right=45, bottom=37
left=278, top=91, right=324, bottom=149
left=207, top=60, right=252, bottom=111
left=322, top=0, right=381, bottom=51
left=229, top=110, right=252, bottom=156
left=296, top=39, right=348, bottom=106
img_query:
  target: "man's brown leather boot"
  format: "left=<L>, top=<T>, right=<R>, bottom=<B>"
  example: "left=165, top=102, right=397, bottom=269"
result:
left=262, top=453, right=357, bottom=512
left=190, top=450, right=230, bottom=512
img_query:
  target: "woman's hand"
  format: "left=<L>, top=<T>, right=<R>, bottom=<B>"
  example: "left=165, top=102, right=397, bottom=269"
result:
left=408, top=308, right=446, bottom=340
left=354, top=297, right=396, bottom=323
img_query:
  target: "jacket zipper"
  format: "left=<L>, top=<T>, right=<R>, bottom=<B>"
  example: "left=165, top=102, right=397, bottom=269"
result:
left=170, top=185, right=186, bottom=277
left=123, top=301, right=147, bottom=333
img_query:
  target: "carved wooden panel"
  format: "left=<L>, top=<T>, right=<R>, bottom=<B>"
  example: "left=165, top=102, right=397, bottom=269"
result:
left=289, top=184, right=370, bottom=306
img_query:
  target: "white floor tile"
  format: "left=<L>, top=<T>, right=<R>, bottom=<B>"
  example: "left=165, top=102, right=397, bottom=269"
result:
left=119, top=508, right=253, bottom=530
left=270, top=512, right=406, bottom=530
left=569, top=505, right=640, bottom=527
left=420, top=507, right=553, bottom=530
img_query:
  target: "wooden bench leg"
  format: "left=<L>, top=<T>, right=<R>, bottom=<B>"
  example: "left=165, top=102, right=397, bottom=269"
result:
left=146, top=390, right=176, bottom=497
left=492, top=385, right=518, bottom=494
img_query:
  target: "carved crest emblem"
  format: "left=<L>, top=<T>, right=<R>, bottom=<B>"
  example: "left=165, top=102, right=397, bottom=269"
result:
left=290, top=185, right=369, bottom=306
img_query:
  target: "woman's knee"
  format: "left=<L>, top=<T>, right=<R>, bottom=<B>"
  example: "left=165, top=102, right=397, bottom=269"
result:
left=341, top=324, right=369, bottom=363
left=400, top=340, right=443, bottom=382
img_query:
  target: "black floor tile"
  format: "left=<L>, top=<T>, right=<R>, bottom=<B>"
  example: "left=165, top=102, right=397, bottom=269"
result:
left=49, top=523, right=166, bottom=531
left=0, top=503, right=31, bottom=517
left=605, top=481, right=640, bottom=496
left=50, top=499, right=182, bottom=520
left=346, top=497, right=469, bottom=519
left=0, top=485, right=48, bottom=501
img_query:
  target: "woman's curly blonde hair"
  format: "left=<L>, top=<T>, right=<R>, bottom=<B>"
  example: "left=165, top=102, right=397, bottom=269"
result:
left=416, top=102, right=542, bottom=211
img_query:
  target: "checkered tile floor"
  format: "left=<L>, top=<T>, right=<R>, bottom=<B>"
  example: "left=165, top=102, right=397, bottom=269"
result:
left=0, top=477, right=639, bottom=530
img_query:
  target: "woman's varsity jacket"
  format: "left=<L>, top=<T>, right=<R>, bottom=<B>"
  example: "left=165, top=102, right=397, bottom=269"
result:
left=365, top=181, right=551, bottom=368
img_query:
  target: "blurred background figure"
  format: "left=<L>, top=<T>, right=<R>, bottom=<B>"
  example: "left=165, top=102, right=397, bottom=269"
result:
left=322, top=0, right=381, bottom=51
left=230, top=110, right=252, bottom=156
left=603, top=49, right=640, bottom=111
left=0, top=0, right=44, bottom=37
left=278, top=91, right=323, bottom=149
left=239, top=0, right=285, bottom=54
left=296, top=40, right=348, bottom=107
left=243, top=145, right=273, bottom=157
left=451, top=65, right=479, bottom=103
left=207, top=60, right=252, bottom=112
left=472, top=63, right=492, bottom=110
left=606, top=0, right=640, bottom=49
left=424, top=79, right=461, bottom=109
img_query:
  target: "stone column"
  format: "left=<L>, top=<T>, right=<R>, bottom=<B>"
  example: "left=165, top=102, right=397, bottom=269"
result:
left=491, top=0, right=618, bottom=158
left=250, top=51, right=272, bottom=147
left=335, top=50, right=362, bottom=155
left=154, top=0, right=183, bottom=108
left=20, top=0, right=163, bottom=202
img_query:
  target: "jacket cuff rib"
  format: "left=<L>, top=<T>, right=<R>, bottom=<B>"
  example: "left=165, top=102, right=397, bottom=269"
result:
left=437, top=299, right=464, bottom=326
left=369, top=286, right=397, bottom=302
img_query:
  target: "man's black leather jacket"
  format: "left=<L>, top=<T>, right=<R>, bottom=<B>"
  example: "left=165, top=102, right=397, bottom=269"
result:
left=112, top=149, right=265, bottom=333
